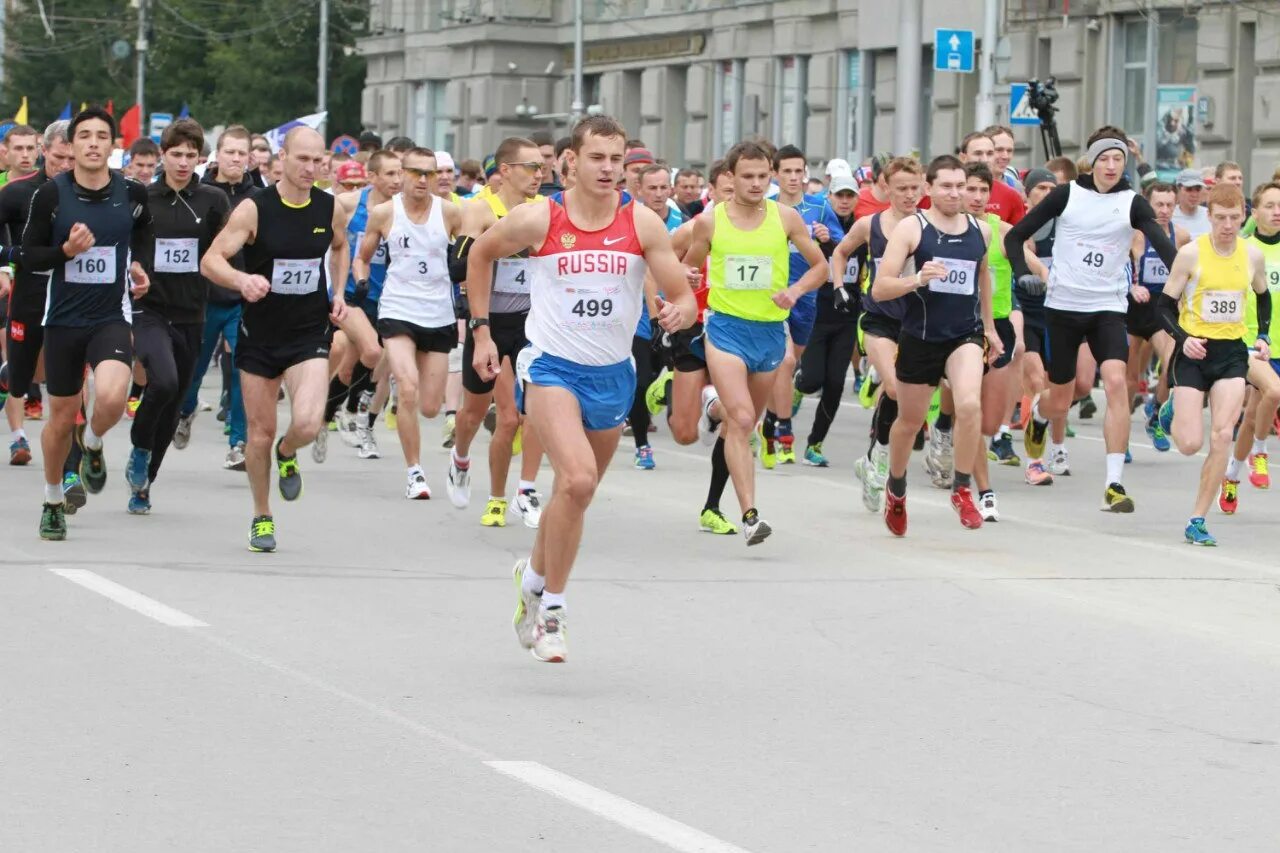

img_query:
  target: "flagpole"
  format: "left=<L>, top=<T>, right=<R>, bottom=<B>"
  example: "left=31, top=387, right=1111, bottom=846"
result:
left=317, top=0, right=328, bottom=139
left=135, top=0, right=147, bottom=135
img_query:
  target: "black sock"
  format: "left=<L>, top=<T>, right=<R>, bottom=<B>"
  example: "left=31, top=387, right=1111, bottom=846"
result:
left=129, top=381, right=144, bottom=398
left=344, top=362, right=373, bottom=413
left=762, top=410, right=777, bottom=440
left=743, top=507, right=759, bottom=524
left=705, top=437, right=730, bottom=511
left=887, top=473, right=907, bottom=498
left=875, top=396, right=897, bottom=446
left=776, top=416, right=792, bottom=436
left=324, top=377, right=348, bottom=423
left=953, top=471, right=971, bottom=489
left=935, top=411, right=953, bottom=431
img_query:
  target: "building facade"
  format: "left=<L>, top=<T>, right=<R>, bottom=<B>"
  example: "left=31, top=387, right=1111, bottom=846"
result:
left=359, top=0, right=1280, bottom=182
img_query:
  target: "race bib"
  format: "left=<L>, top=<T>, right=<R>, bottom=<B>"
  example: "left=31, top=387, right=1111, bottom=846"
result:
left=843, top=256, right=860, bottom=285
left=271, top=258, right=322, bottom=295
left=1141, top=255, right=1169, bottom=284
left=155, top=238, right=198, bottom=274
left=65, top=246, right=115, bottom=284
left=494, top=258, right=531, bottom=294
left=1265, top=261, right=1280, bottom=294
left=928, top=257, right=977, bottom=296
left=1068, top=240, right=1125, bottom=276
left=723, top=255, right=774, bottom=291
left=353, top=231, right=388, bottom=266
left=560, top=286, right=621, bottom=329
left=1202, top=290, right=1244, bottom=324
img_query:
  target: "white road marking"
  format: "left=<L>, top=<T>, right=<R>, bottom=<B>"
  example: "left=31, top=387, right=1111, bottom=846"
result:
left=50, top=569, right=208, bottom=627
left=487, top=761, right=754, bottom=853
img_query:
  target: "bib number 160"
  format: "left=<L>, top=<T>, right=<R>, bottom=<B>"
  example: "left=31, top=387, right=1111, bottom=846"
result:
left=571, top=298, right=613, bottom=318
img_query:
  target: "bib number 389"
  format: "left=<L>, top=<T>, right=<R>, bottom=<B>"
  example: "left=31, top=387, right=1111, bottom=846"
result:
left=1203, top=291, right=1243, bottom=324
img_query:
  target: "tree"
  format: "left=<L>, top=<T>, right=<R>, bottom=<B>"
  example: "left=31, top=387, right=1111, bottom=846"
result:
left=3, top=0, right=366, bottom=137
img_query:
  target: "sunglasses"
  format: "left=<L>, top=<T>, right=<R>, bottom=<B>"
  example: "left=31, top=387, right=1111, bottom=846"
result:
left=507, top=161, right=544, bottom=172
left=404, top=167, right=440, bottom=179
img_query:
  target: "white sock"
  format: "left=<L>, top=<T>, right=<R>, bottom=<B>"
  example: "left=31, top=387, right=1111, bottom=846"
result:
left=522, top=560, right=545, bottom=595
left=1032, top=401, right=1043, bottom=423
left=1253, top=438, right=1267, bottom=456
left=44, top=482, right=63, bottom=504
left=452, top=449, right=469, bottom=467
left=12, top=428, right=25, bottom=441
left=489, top=494, right=504, bottom=502
left=407, top=465, right=423, bottom=480
left=83, top=422, right=103, bottom=450
left=1226, top=456, right=1244, bottom=480
left=542, top=591, right=566, bottom=611
left=1105, top=453, right=1125, bottom=486
left=1049, top=442, right=1066, bottom=457
left=998, top=424, right=1011, bottom=437
left=518, top=479, right=536, bottom=493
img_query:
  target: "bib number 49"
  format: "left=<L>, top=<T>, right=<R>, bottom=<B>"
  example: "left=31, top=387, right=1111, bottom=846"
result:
left=571, top=298, right=613, bottom=318
left=1082, top=251, right=1105, bottom=268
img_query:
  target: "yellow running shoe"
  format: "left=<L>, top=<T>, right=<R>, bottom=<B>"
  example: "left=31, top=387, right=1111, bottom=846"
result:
left=1101, top=483, right=1135, bottom=513
left=512, top=425, right=523, bottom=456
left=481, top=498, right=508, bottom=527
left=698, top=507, right=739, bottom=535
left=758, top=424, right=776, bottom=469
left=644, top=369, right=670, bottom=415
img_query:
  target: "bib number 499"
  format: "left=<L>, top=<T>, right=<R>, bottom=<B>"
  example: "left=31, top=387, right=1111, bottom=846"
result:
left=571, top=298, right=613, bottom=318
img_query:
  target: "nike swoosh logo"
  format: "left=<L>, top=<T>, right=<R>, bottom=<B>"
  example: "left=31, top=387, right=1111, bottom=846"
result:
left=602, top=236, right=626, bottom=246
left=113, top=202, right=123, bottom=207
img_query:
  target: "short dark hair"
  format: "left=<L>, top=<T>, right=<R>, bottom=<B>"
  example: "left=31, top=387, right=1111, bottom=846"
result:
left=403, top=147, right=436, bottom=163
left=570, top=115, right=627, bottom=153
left=983, top=124, right=1015, bottom=142
left=773, top=144, right=806, bottom=170
left=529, top=130, right=555, bottom=148
left=725, top=141, right=772, bottom=173
left=554, top=136, right=572, bottom=158
left=1045, top=156, right=1077, bottom=180
left=625, top=138, right=646, bottom=150
left=926, top=154, right=965, bottom=183
left=458, top=158, right=482, bottom=179
left=1215, top=160, right=1243, bottom=179
left=385, top=136, right=415, bottom=154
left=4, top=124, right=36, bottom=143
left=1144, top=181, right=1175, bottom=201
left=1252, top=181, right=1280, bottom=208
left=637, top=163, right=669, bottom=184
left=128, top=138, right=160, bottom=158
left=1086, top=125, right=1127, bottom=148
left=958, top=131, right=992, bottom=156
left=708, top=159, right=730, bottom=185
left=218, top=125, right=252, bottom=152
left=367, top=150, right=398, bottom=174
left=884, top=156, right=924, bottom=180
left=495, top=135, right=538, bottom=166
left=160, top=118, right=203, bottom=153
left=964, top=162, right=993, bottom=187
left=676, top=168, right=702, bottom=182
left=69, top=106, right=116, bottom=142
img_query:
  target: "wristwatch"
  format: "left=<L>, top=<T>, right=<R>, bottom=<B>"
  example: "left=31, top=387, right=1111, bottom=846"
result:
left=468, top=317, right=490, bottom=330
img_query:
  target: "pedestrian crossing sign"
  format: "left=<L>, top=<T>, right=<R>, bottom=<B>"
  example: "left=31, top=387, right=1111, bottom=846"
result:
left=1010, top=84, right=1041, bottom=126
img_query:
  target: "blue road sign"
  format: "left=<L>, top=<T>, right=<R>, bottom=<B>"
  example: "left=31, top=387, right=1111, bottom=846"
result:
left=1009, top=83, right=1042, bottom=126
left=934, top=29, right=975, bottom=74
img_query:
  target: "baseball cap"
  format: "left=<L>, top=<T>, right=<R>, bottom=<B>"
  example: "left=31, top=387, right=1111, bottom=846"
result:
left=624, top=147, right=655, bottom=167
left=1175, top=168, right=1205, bottom=188
left=335, top=161, right=368, bottom=184
left=824, top=158, right=853, bottom=178
left=483, top=154, right=498, bottom=178
left=829, top=175, right=858, bottom=194
left=435, top=150, right=455, bottom=172
left=358, top=130, right=383, bottom=150
left=1023, top=167, right=1056, bottom=193
left=853, top=166, right=875, bottom=186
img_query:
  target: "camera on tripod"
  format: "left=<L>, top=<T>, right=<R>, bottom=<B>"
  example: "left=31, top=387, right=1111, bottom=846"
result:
left=1026, top=77, right=1059, bottom=121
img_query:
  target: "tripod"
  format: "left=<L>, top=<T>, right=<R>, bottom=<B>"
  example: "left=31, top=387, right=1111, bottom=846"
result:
left=1039, top=109, right=1062, bottom=160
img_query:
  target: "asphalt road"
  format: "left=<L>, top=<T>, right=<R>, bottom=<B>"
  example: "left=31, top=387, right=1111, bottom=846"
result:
left=4, top=379, right=1279, bottom=852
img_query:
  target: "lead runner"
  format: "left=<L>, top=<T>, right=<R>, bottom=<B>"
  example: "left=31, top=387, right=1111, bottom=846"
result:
left=466, top=115, right=698, bottom=663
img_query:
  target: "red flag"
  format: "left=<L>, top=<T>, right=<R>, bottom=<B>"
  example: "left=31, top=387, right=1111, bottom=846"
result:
left=120, top=103, right=141, bottom=147
left=105, top=99, right=114, bottom=117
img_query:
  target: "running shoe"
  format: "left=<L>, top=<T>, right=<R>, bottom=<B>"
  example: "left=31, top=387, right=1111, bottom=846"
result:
left=78, top=428, right=107, bottom=494
left=698, top=386, right=721, bottom=446
left=1102, top=483, right=1135, bottom=513
left=248, top=515, right=276, bottom=552
left=9, top=436, right=31, bottom=465
left=924, top=427, right=953, bottom=489
left=1218, top=478, right=1239, bottom=515
left=172, top=412, right=195, bottom=450
left=698, top=507, right=738, bottom=534
left=356, top=424, right=380, bottom=459
left=1184, top=517, right=1217, bottom=547
left=742, top=511, right=772, bottom=546
left=855, top=455, right=883, bottom=512
left=275, top=440, right=303, bottom=501
left=39, top=501, right=66, bottom=541
left=884, top=490, right=907, bottom=537
left=987, top=431, right=1020, bottom=466
left=406, top=471, right=431, bottom=500
left=532, top=607, right=567, bottom=663
left=1024, top=416, right=1048, bottom=460
left=481, top=497, right=508, bottom=527
left=1146, top=418, right=1171, bottom=452
left=634, top=446, right=655, bottom=470
left=645, top=369, right=671, bottom=415
left=776, top=433, right=796, bottom=465
left=978, top=490, right=1000, bottom=522
left=1124, top=447, right=1132, bottom=464
left=791, top=386, right=804, bottom=417
left=515, top=489, right=542, bottom=529
left=62, top=472, right=87, bottom=513
left=1065, top=423, right=1076, bottom=438
left=25, top=398, right=43, bottom=420
left=1078, top=395, right=1098, bottom=419
left=441, top=413, right=457, bottom=448
left=311, top=428, right=328, bottom=463
left=126, top=396, right=140, bottom=419
left=336, top=410, right=360, bottom=447
left=1158, top=398, right=1174, bottom=436
left=803, top=444, right=829, bottom=467
left=127, top=487, right=151, bottom=516
left=950, top=486, right=984, bottom=529
left=1249, top=453, right=1270, bottom=489
left=446, top=455, right=471, bottom=508
left=857, top=367, right=880, bottom=408
left=125, top=446, right=151, bottom=491
left=1024, top=459, right=1054, bottom=486
left=512, top=560, right=541, bottom=649
left=483, top=403, right=497, bottom=435
left=225, top=442, right=247, bottom=471
left=385, top=405, right=398, bottom=431
left=1144, top=397, right=1157, bottom=422
left=758, top=425, right=776, bottom=470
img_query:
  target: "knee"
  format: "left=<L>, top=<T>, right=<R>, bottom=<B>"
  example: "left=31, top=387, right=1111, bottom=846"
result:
left=954, top=394, right=981, bottom=423
left=1211, top=424, right=1235, bottom=449
left=293, top=416, right=323, bottom=444
left=396, top=377, right=419, bottom=406
left=724, top=405, right=757, bottom=435
left=669, top=417, right=698, bottom=445
left=420, top=398, right=442, bottom=419
left=360, top=343, right=383, bottom=369
left=881, top=376, right=898, bottom=400
left=1101, top=373, right=1126, bottom=398
left=247, top=421, right=275, bottom=446
left=779, top=351, right=797, bottom=373
left=558, top=468, right=599, bottom=506
left=494, top=405, right=519, bottom=436
left=1175, top=433, right=1202, bottom=456
left=146, top=373, right=180, bottom=402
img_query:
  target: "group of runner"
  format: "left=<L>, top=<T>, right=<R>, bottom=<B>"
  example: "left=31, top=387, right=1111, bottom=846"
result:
left=2, top=108, right=1277, bottom=663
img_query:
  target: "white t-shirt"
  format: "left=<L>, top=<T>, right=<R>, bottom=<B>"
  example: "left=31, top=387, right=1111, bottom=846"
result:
left=1172, top=205, right=1211, bottom=239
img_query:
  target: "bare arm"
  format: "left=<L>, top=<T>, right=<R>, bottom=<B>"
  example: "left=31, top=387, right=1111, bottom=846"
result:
left=871, top=216, right=929, bottom=301
left=201, top=199, right=264, bottom=298
left=679, top=209, right=714, bottom=269
left=328, top=201, right=350, bottom=309
left=634, top=204, right=696, bottom=331
left=467, top=200, right=550, bottom=326
left=780, top=205, right=829, bottom=298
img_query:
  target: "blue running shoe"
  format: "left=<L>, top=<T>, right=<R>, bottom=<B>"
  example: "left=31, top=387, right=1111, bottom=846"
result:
left=125, top=446, right=151, bottom=491
left=1143, top=397, right=1156, bottom=422
left=1149, top=422, right=1171, bottom=452
left=127, top=487, right=151, bottom=515
left=634, top=446, right=655, bottom=470
left=1184, top=517, right=1217, bottom=546
left=1158, top=398, right=1174, bottom=436
left=1124, top=447, right=1132, bottom=464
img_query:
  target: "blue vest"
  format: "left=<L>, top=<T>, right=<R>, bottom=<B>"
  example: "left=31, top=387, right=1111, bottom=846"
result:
left=1137, top=221, right=1174, bottom=293
left=45, top=172, right=134, bottom=328
left=346, top=188, right=389, bottom=304
left=862, top=212, right=909, bottom=321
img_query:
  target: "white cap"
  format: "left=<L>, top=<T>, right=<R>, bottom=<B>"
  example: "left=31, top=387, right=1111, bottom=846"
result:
left=435, top=150, right=455, bottom=171
left=824, top=158, right=853, bottom=178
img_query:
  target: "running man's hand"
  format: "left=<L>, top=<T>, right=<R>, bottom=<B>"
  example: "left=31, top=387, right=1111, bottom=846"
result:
left=238, top=272, right=271, bottom=303
left=473, top=335, right=500, bottom=381
left=62, top=222, right=95, bottom=258
left=772, top=285, right=801, bottom=309
left=1253, top=338, right=1271, bottom=360
left=0, top=270, right=10, bottom=299
left=1182, top=336, right=1208, bottom=360
left=1016, top=274, right=1046, bottom=296
left=685, top=266, right=702, bottom=288
left=128, top=262, right=149, bottom=298
left=654, top=294, right=687, bottom=333
left=917, top=260, right=948, bottom=286
left=1130, top=284, right=1150, bottom=304
left=812, top=222, right=831, bottom=244
left=985, top=326, right=1005, bottom=364
left=329, top=296, right=348, bottom=324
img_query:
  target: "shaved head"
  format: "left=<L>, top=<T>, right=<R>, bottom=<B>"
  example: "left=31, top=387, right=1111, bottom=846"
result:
left=283, top=126, right=323, bottom=155
left=280, top=126, right=326, bottom=194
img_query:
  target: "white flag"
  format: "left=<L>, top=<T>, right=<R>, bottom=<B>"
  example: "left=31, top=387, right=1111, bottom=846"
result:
left=263, top=111, right=328, bottom=153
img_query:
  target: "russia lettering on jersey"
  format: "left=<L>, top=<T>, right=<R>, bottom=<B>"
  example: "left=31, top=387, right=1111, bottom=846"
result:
left=527, top=195, right=648, bottom=366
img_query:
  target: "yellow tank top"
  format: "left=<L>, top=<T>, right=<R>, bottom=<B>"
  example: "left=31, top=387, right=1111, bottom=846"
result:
left=482, top=191, right=544, bottom=219
left=1179, top=235, right=1252, bottom=340
left=708, top=200, right=792, bottom=322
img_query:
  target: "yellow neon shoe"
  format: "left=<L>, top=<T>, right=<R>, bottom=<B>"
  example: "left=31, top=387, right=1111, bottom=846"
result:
left=1101, top=483, right=1135, bottom=513
left=481, top=498, right=508, bottom=527
left=698, top=507, right=739, bottom=535
left=512, top=425, right=523, bottom=456
left=644, top=369, right=670, bottom=415
left=758, top=424, right=776, bottom=469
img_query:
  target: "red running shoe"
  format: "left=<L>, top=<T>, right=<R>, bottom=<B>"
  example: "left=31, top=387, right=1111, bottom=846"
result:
left=884, top=490, right=908, bottom=537
left=950, top=486, right=984, bottom=529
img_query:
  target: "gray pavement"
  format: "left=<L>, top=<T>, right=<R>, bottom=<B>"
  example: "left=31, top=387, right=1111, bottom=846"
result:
left=4, top=380, right=1280, bottom=852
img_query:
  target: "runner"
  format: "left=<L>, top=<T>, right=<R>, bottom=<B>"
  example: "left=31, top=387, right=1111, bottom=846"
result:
left=466, top=115, right=697, bottom=662
left=126, top=118, right=230, bottom=513
left=1157, top=183, right=1269, bottom=545
left=1005, top=126, right=1177, bottom=512
left=682, top=140, right=830, bottom=544
left=1171, top=170, right=1210, bottom=238
left=355, top=147, right=462, bottom=500
left=23, top=107, right=153, bottom=541
left=872, top=154, right=1000, bottom=535
left=830, top=156, right=923, bottom=511
left=200, top=126, right=350, bottom=552
left=444, top=135, right=546, bottom=524
left=122, top=138, right=159, bottom=184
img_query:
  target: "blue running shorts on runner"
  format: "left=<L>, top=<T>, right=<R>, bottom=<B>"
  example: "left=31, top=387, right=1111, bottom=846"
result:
left=705, top=311, right=787, bottom=374
left=515, top=346, right=636, bottom=431
left=1270, top=357, right=1280, bottom=379
left=785, top=291, right=818, bottom=346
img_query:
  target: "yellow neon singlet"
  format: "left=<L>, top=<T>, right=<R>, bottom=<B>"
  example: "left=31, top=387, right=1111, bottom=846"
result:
left=707, top=200, right=791, bottom=322
left=1179, top=234, right=1251, bottom=341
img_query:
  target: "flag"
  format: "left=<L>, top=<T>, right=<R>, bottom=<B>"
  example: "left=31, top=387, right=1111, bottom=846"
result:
left=14, top=96, right=27, bottom=125
left=80, top=102, right=87, bottom=113
left=178, top=103, right=190, bottom=119
left=262, top=111, right=327, bottom=153
left=105, top=99, right=114, bottom=117
left=57, top=102, right=71, bottom=121
left=119, top=103, right=141, bottom=148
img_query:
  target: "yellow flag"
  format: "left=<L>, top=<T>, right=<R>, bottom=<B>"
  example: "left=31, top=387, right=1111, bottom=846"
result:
left=80, top=102, right=87, bottom=113
left=14, top=96, right=27, bottom=125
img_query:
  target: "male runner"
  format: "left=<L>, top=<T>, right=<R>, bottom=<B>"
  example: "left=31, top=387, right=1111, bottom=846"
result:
left=467, top=115, right=697, bottom=663
left=25, top=107, right=153, bottom=540
left=2, top=125, right=39, bottom=184
left=123, top=139, right=159, bottom=184
left=356, top=147, right=461, bottom=499
left=984, top=125, right=1022, bottom=191
left=446, top=136, right=547, bottom=525
left=1172, top=170, right=1210, bottom=238
left=682, top=141, right=829, bottom=544
left=201, top=127, right=350, bottom=552
left=1158, top=183, right=1269, bottom=545
left=872, top=154, right=1000, bottom=535
left=1005, top=126, right=1177, bottom=511
left=956, top=131, right=1026, bottom=223
left=126, top=119, right=230, bottom=513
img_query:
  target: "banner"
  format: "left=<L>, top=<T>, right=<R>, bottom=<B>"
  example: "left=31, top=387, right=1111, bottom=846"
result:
left=1155, top=86, right=1196, bottom=182
left=263, top=111, right=328, bottom=153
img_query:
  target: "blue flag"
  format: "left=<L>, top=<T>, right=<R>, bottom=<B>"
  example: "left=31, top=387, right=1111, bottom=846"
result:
left=178, top=103, right=190, bottom=119
left=57, top=102, right=71, bottom=121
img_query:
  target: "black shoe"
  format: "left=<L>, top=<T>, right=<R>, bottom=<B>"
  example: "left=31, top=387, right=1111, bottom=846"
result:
left=77, top=426, right=107, bottom=494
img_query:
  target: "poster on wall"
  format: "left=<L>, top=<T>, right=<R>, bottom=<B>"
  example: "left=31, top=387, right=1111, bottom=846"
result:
left=1155, top=86, right=1197, bottom=181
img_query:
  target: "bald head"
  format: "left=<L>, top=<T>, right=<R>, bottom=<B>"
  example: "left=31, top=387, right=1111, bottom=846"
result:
left=283, top=126, right=323, bottom=155
left=280, top=127, right=326, bottom=195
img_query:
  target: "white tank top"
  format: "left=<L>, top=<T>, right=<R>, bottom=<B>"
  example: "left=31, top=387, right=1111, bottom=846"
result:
left=378, top=194, right=455, bottom=328
left=1046, top=181, right=1139, bottom=313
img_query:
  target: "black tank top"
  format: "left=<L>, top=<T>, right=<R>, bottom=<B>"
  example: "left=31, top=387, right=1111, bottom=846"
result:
left=862, top=212, right=910, bottom=320
left=903, top=212, right=987, bottom=341
left=45, top=172, right=133, bottom=328
left=241, top=186, right=335, bottom=345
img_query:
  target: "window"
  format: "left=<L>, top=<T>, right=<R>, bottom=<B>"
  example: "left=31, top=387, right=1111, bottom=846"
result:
left=1158, top=13, right=1198, bottom=85
left=411, top=81, right=453, bottom=151
left=775, top=56, right=807, bottom=149
left=715, top=60, right=743, bottom=155
left=1121, top=18, right=1149, bottom=137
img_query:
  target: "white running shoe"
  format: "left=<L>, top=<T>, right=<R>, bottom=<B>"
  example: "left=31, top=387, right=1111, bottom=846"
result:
left=1048, top=446, right=1071, bottom=476
left=356, top=423, right=380, bottom=459
left=311, top=428, right=328, bottom=463
left=697, top=386, right=721, bottom=446
left=743, top=515, right=772, bottom=546
left=406, top=471, right=431, bottom=499
left=532, top=606, right=567, bottom=663
left=514, top=490, right=542, bottom=529
left=512, top=560, right=541, bottom=649
left=855, top=454, right=882, bottom=513
left=335, top=410, right=360, bottom=447
left=924, top=427, right=954, bottom=489
left=978, top=490, right=1000, bottom=522
left=446, top=456, right=471, bottom=508
left=173, top=412, right=196, bottom=450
